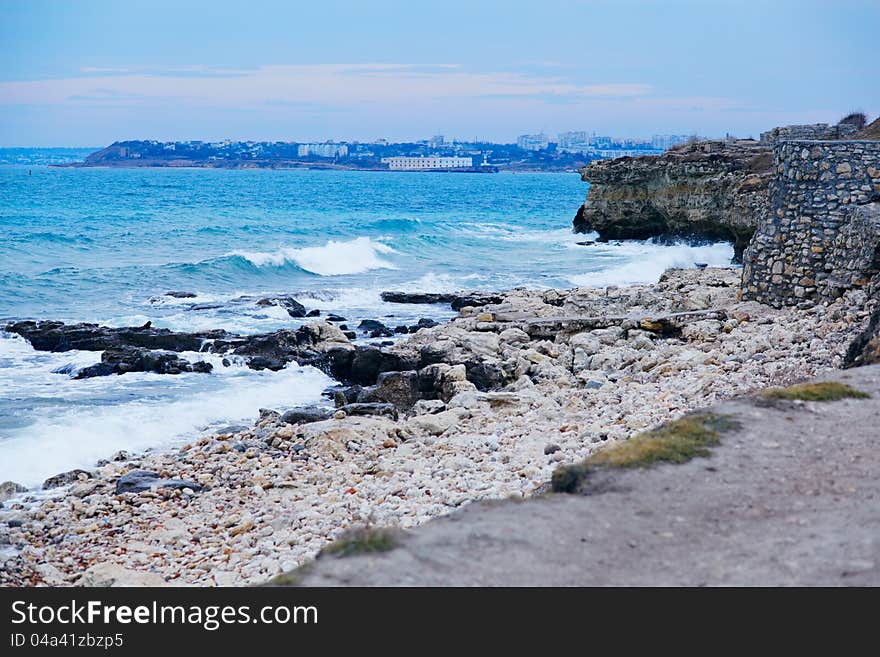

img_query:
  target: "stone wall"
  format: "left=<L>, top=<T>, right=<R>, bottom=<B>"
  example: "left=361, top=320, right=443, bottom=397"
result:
left=759, top=123, right=859, bottom=145
left=742, top=140, right=880, bottom=306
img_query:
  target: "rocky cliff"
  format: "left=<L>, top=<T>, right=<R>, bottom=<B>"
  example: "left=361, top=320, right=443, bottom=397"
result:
left=573, top=139, right=773, bottom=260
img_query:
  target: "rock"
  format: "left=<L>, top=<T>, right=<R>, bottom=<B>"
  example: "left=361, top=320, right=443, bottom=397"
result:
left=407, top=408, right=469, bottom=436
left=337, top=403, right=399, bottom=420
left=380, top=292, right=459, bottom=305
left=0, top=481, right=26, bottom=503
left=306, top=309, right=321, bottom=317
left=451, top=294, right=504, bottom=311
left=358, top=370, right=422, bottom=410
left=326, top=314, right=347, bottom=322
left=544, top=444, right=561, bottom=455
left=416, top=318, right=439, bottom=329
left=165, top=291, right=197, bottom=298
left=115, top=470, right=202, bottom=495
left=247, top=356, right=286, bottom=371
left=43, top=469, right=92, bottom=490
left=411, top=399, right=446, bottom=415
left=191, top=361, right=214, bottom=373
left=358, top=319, right=393, bottom=338
left=256, top=296, right=307, bottom=318
left=574, top=138, right=772, bottom=260
left=280, top=407, right=333, bottom=425
left=80, top=563, right=167, bottom=587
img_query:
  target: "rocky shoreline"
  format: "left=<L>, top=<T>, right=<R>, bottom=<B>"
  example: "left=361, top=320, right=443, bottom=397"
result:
left=1, top=266, right=873, bottom=586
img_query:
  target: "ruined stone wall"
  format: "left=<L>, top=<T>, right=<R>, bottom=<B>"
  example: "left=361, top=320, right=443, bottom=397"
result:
left=759, top=123, right=859, bottom=145
left=742, top=140, right=880, bottom=306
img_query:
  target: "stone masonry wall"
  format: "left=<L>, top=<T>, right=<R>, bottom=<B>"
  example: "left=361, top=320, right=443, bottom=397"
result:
left=742, top=140, right=880, bottom=306
left=759, top=123, right=859, bottom=145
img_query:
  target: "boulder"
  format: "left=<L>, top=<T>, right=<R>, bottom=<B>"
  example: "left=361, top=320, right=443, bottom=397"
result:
left=281, top=406, right=334, bottom=425
left=80, top=563, right=167, bottom=587
left=43, top=469, right=92, bottom=490
left=0, top=481, right=26, bottom=504
left=256, top=296, right=307, bottom=318
left=115, top=470, right=202, bottom=495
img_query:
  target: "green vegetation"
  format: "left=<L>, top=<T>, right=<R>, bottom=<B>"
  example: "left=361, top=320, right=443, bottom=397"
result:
left=760, top=381, right=869, bottom=402
left=551, top=413, right=737, bottom=493
left=321, top=526, right=399, bottom=558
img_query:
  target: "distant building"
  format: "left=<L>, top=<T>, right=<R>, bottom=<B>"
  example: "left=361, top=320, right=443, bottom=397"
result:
left=651, top=134, right=690, bottom=151
left=557, top=131, right=589, bottom=153
left=381, top=156, right=473, bottom=170
left=297, top=143, right=349, bottom=158
left=517, top=133, right=549, bottom=151
left=429, top=135, right=445, bottom=148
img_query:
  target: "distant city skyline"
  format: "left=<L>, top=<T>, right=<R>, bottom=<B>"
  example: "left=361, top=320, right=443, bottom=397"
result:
left=1, top=0, right=878, bottom=147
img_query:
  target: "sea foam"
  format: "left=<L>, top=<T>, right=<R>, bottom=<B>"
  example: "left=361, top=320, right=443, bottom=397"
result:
left=228, top=237, right=398, bottom=276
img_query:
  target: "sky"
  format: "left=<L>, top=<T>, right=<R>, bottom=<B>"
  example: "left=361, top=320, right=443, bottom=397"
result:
left=0, top=0, right=878, bottom=146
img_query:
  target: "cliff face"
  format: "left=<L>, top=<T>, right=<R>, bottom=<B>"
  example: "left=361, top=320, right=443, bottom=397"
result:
left=574, top=139, right=773, bottom=260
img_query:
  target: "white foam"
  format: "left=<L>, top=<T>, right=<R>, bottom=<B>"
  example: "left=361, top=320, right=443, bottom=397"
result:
left=229, top=237, right=398, bottom=276
left=0, top=334, right=333, bottom=487
left=568, top=241, right=735, bottom=287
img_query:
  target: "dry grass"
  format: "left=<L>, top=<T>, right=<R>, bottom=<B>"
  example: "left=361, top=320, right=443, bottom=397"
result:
left=760, top=381, right=869, bottom=402
left=551, top=413, right=736, bottom=493
left=321, top=526, right=399, bottom=558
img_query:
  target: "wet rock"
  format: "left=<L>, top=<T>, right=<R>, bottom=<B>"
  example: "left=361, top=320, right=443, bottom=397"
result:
left=43, top=469, right=92, bottom=490
left=326, top=314, right=347, bottom=322
left=5, top=320, right=229, bottom=353
left=256, top=296, right=307, bottom=318
left=306, top=309, right=321, bottom=317
left=544, top=444, right=561, bottom=455
left=450, top=294, right=504, bottom=311
left=280, top=407, right=333, bottom=425
left=0, top=481, right=26, bottom=504
left=74, top=346, right=202, bottom=378
left=358, top=319, right=393, bottom=338
left=165, top=291, right=197, bottom=298
left=190, top=361, right=214, bottom=373
left=380, top=292, right=459, bottom=305
left=115, top=470, right=202, bottom=495
left=247, top=356, right=286, bottom=371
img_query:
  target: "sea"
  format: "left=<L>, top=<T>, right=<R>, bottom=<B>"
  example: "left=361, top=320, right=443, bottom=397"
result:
left=0, top=160, right=734, bottom=488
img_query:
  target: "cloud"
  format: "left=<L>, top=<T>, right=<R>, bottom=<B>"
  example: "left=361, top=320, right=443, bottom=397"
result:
left=0, top=64, right=654, bottom=109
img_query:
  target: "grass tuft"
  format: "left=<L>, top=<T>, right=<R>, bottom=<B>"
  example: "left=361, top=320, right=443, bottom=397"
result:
left=321, top=526, right=399, bottom=558
left=759, top=381, right=869, bottom=402
left=551, top=413, right=736, bottom=493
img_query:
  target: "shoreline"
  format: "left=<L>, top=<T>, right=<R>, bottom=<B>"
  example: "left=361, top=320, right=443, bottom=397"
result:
left=0, top=265, right=871, bottom=586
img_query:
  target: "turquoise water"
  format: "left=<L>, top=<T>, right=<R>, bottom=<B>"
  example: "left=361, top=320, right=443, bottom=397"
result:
left=0, top=165, right=733, bottom=486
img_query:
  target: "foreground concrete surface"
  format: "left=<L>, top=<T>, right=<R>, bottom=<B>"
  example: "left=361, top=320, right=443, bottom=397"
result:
left=297, top=365, right=880, bottom=586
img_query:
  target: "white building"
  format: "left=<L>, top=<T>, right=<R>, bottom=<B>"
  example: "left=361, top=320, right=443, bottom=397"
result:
left=517, top=133, right=549, bottom=151
left=381, top=156, right=473, bottom=170
left=557, top=131, right=590, bottom=153
left=297, top=143, right=349, bottom=158
left=651, top=134, right=690, bottom=151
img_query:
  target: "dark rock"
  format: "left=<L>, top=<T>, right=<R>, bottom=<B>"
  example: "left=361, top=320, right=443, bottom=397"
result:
left=256, top=296, right=307, bottom=318
left=43, top=469, right=92, bottom=490
left=359, top=370, right=421, bottom=410
left=74, top=346, right=202, bottom=378
left=306, top=309, right=321, bottom=317
left=259, top=408, right=280, bottom=421
left=190, top=361, right=214, bottom=373
left=189, top=303, right=224, bottom=311
left=544, top=444, right=561, bottom=455
left=115, top=470, right=202, bottom=495
left=394, top=325, right=409, bottom=334
left=417, top=318, right=439, bottom=329
left=5, top=320, right=230, bottom=353
left=247, top=356, right=286, bottom=371
left=221, top=358, right=231, bottom=367
left=165, top=291, right=197, bottom=298
left=338, top=403, right=399, bottom=420
left=380, top=292, right=459, bottom=305
left=326, top=314, right=347, bottom=322
left=450, top=294, right=504, bottom=311
left=358, top=319, right=393, bottom=338
left=111, top=451, right=130, bottom=462
left=464, top=360, right=506, bottom=391
left=345, top=346, right=417, bottom=386
left=280, top=406, right=333, bottom=425
left=333, top=385, right=363, bottom=407
left=343, top=331, right=356, bottom=340
left=585, top=380, right=604, bottom=390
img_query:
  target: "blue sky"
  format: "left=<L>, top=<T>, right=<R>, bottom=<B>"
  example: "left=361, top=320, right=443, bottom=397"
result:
left=1, top=0, right=877, bottom=146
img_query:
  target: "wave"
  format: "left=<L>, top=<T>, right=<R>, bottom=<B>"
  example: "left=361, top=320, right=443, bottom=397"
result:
left=568, top=241, right=735, bottom=287
left=227, top=237, right=398, bottom=276
left=0, top=334, right=333, bottom=487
